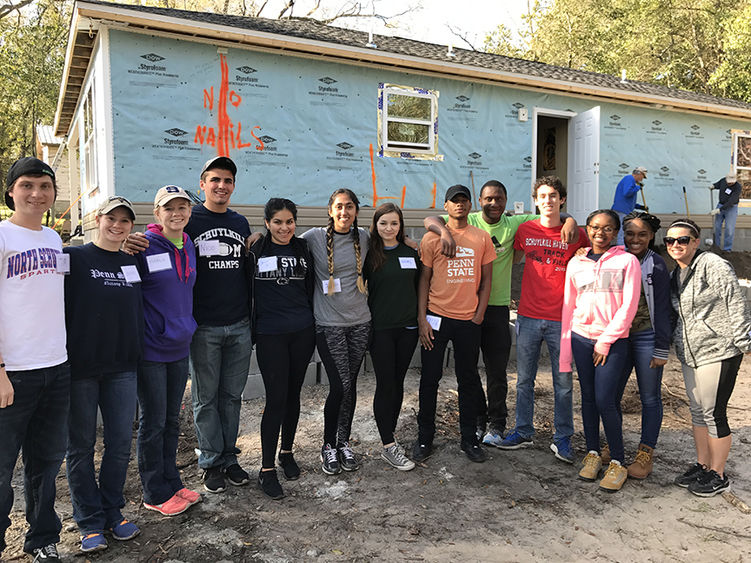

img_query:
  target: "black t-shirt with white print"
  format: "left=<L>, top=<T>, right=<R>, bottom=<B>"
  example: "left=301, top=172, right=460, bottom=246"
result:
left=254, top=240, right=314, bottom=335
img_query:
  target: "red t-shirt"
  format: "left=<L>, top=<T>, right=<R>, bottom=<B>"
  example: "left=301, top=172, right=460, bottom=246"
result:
left=513, top=220, right=587, bottom=321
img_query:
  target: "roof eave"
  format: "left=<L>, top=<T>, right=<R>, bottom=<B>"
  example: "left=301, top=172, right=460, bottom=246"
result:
left=60, top=0, right=751, bottom=131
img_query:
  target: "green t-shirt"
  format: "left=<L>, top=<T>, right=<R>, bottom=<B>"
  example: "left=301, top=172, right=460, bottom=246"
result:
left=443, top=211, right=537, bottom=306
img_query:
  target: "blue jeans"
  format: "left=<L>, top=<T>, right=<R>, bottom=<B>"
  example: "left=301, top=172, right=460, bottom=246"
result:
left=620, top=329, right=663, bottom=448
left=714, top=205, right=738, bottom=251
left=66, top=371, right=137, bottom=534
left=572, top=333, right=630, bottom=462
left=190, top=318, right=252, bottom=470
left=0, top=363, right=70, bottom=555
left=137, top=359, right=189, bottom=505
left=514, top=315, right=573, bottom=442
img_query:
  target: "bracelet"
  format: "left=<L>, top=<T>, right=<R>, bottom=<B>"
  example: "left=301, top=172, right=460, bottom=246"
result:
left=0, top=363, right=4, bottom=369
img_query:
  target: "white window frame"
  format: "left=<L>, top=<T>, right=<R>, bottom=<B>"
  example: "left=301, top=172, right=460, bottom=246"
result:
left=380, top=85, right=438, bottom=156
left=732, top=130, right=751, bottom=203
left=82, top=84, right=98, bottom=195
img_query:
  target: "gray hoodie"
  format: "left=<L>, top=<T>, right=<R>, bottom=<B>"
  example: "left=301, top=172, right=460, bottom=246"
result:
left=671, top=251, right=751, bottom=368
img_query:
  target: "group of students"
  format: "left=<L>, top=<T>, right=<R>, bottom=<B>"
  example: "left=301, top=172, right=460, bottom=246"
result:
left=0, top=155, right=255, bottom=563
left=1, top=155, right=749, bottom=563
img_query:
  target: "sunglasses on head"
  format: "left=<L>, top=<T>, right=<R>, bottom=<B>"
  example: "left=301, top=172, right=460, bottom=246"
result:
left=664, top=236, right=693, bottom=246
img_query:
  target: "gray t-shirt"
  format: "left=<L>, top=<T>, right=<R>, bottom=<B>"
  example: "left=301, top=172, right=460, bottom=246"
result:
left=301, top=226, right=371, bottom=327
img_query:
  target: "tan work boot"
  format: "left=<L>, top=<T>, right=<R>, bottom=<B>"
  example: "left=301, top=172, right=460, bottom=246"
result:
left=601, top=443, right=611, bottom=465
left=627, top=444, right=654, bottom=479
left=578, top=451, right=602, bottom=481
left=599, top=461, right=628, bottom=492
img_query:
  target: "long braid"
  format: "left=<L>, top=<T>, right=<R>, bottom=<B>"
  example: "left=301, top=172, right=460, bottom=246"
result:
left=326, top=216, right=336, bottom=296
left=352, top=217, right=366, bottom=295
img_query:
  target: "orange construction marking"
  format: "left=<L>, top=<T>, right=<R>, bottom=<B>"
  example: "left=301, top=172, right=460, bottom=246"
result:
left=217, top=54, right=230, bottom=156
left=401, top=186, right=406, bottom=209
left=369, top=143, right=378, bottom=207
left=430, top=182, right=437, bottom=209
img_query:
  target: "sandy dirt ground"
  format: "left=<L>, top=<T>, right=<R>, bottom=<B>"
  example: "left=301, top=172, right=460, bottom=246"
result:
left=3, top=351, right=751, bottom=563
left=4, top=249, right=751, bottom=562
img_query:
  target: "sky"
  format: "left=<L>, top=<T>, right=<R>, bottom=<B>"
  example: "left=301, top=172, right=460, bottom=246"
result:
left=259, top=0, right=530, bottom=50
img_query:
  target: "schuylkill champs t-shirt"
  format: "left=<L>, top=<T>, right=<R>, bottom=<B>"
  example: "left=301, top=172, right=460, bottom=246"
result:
left=514, top=220, right=587, bottom=321
left=185, top=204, right=251, bottom=326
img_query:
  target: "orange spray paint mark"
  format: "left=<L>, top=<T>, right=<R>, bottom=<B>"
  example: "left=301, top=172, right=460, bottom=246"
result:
left=430, top=182, right=437, bottom=208
left=194, top=56, right=263, bottom=155
left=369, top=143, right=378, bottom=207
left=401, top=186, right=406, bottom=209
left=217, top=54, right=230, bottom=157
left=249, top=126, right=264, bottom=150
left=203, top=87, right=214, bottom=110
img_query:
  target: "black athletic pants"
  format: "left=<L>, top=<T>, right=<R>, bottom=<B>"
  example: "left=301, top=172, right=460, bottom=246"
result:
left=316, top=323, right=371, bottom=446
left=478, top=305, right=511, bottom=432
left=417, top=312, right=483, bottom=445
left=370, top=327, right=419, bottom=445
left=256, top=325, right=316, bottom=469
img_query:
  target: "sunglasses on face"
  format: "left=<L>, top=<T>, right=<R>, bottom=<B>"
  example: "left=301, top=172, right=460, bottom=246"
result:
left=664, top=236, right=693, bottom=246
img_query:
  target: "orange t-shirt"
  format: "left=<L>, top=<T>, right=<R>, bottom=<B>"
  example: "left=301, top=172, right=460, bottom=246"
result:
left=420, top=224, right=496, bottom=320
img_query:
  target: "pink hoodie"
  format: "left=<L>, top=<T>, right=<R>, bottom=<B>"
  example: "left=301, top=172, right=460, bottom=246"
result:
left=559, top=245, right=641, bottom=372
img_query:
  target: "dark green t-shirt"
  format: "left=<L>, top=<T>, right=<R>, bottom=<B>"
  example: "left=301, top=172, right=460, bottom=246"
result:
left=364, top=243, right=420, bottom=330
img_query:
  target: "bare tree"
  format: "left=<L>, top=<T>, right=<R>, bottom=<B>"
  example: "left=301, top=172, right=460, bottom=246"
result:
left=0, top=0, right=36, bottom=20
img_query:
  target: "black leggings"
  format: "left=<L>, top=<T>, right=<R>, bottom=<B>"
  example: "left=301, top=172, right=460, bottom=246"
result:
left=256, top=325, right=316, bottom=469
left=370, top=327, right=419, bottom=445
left=316, top=323, right=371, bottom=446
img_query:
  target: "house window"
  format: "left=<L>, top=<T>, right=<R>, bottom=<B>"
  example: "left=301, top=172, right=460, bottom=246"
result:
left=732, top=130, right=751, bottom=201
left=82, top=85, right=98, bottom=196
left=378, top=84, right=441, bottom=160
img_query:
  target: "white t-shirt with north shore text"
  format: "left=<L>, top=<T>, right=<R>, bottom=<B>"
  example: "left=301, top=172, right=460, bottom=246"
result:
left=0, top=221, right=67, bottom=371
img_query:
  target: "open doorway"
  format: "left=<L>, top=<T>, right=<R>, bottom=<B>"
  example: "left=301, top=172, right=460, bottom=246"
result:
left=536, top=116, right=569, bottom=191
left=531, top=106, right=600, bottom=224
left=531, top=108, right=574, bottom=213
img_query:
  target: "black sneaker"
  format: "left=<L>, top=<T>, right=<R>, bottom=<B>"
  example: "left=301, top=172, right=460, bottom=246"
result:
left=689, top=469, right=730, bottom=497
left=203, top=467, right=226, bottom=493
left=411, top=441, right=433, bottom=463
left=32, top=544, right=61, bottom=562
left=225, top=463, right=250, bottom=486
left=461, top=440, right=488, bottom=463
left=321, top=443, right=341, bottom=475
left=278, top=452, right=300, bottom=480
left=258, top=469, right=284, bottom=500
left=674, top=462, right=708, bottom=488
left=337, top=442, right=360, bottom=472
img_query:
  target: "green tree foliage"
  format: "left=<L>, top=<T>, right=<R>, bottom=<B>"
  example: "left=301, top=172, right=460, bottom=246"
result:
left=0, top=0, right=70, bottom=176
left=485, top=0, right=751, bottom=102
left=710, top=5, right=751, bottom=100
left=0, top=0, right=413, bottom=182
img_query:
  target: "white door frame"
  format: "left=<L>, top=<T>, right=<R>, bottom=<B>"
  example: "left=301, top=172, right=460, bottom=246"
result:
left=530, top=107, right=577, bottom=209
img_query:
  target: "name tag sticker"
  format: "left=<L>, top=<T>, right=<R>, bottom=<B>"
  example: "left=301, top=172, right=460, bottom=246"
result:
left=575, top=271, right=595, bottom=288
left=426, top=314, right=442, bottom=331
left=322, top=278, right=342, bottom=293
left=198, top=240, right=220, bottom=256
left=399, top=256, right=417, bottom=269
left=258, top=256, right=278, bottom=273
left=725, top=188, right=733, bottom=195
left=55, top=253, right=70, bottom=274
left=121, top=265, right=141, bottom=283
left=147, top=252, right=172, bottom=273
